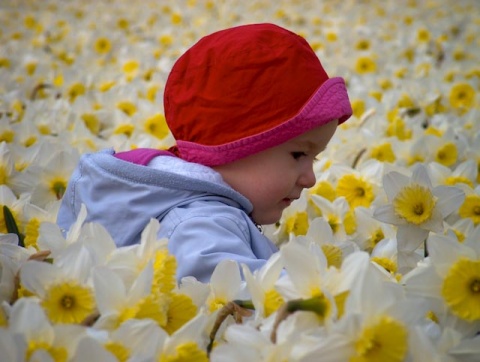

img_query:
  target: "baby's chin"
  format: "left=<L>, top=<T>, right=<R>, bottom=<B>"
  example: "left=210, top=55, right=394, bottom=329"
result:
left=251, top=211, right=283, bottom=226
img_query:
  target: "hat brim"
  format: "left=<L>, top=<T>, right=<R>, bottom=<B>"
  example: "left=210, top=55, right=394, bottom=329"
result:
left=177, top=77, right=352, bottom=166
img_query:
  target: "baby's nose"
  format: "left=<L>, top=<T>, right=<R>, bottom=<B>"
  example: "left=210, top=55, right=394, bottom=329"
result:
left=298, top=165, right=316, bottom=188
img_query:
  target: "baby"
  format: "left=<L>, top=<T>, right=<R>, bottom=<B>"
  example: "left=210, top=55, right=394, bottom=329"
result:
left=57, top=23, right=352, bottom=282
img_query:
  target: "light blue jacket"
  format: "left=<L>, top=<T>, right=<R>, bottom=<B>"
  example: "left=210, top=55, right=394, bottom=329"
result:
left=57, top=149, right=278, bottom=282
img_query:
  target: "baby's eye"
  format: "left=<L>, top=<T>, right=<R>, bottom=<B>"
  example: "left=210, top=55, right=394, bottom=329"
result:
left=291, top=152, right=307, bottom=160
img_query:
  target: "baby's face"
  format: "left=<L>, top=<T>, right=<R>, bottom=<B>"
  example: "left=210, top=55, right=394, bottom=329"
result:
left=213, top=120, right=338, bottom=225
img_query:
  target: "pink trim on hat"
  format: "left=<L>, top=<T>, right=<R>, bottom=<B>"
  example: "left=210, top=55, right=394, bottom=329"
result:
left=177, top=77, right=352, bottom=166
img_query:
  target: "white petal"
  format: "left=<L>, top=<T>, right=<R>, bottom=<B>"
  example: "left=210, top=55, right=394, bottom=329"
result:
left=433, top=185, right=465, bottom=217
left=382, top=171, right=409, bottom=201
left=164, top=313, right=207, bottom=355
left=396, top=225, right=429, bottom=253
left=55, top=241, right=93, bottom=282
left=37, top=222, right=67, bottom=257
left=128, top=262, right=153, bottom=304
left=138, top=218, right=161, bottom=257
left=19, top=261, right=59, bottom=297
left=0, top=329, right=18, bottom=362
left=411, top=163, right=433, bottom=189
left=112, top=318, right=167, bottom=358
left=9, top=298, right=54, bottom=343
left=93, top=266, right=127, bottom=313
left=210, top=259, right=242, bottom=299
left=280, top=241, right=318, bottom=297
left=66, top=204, right=88, bottom=243
left=71, top=337, right=117, bottom=362
left=427, top=233, right=473, bottom=276
left=373, top=204, right=405, bottom=225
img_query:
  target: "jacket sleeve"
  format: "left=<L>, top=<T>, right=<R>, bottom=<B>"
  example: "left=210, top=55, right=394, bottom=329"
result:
left=163, top=210, right=271, bottom=283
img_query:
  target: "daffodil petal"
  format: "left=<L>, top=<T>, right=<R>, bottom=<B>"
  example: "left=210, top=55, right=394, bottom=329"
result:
left=20, top=260, right=59, bottom=297
left=373, top=204, right=405, bottom=225
left=432, top=185, right=465, bottom=217
left=9, top=298, right=54, bottom=343
left=93, top=266, right=127, bottom=313
left=382, top=171, right=410, bottom=201
left=396, top=225, right=429, bottom=252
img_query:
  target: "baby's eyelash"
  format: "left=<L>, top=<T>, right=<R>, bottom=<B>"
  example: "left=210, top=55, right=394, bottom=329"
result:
left=291, top=152, right=307, bottom=159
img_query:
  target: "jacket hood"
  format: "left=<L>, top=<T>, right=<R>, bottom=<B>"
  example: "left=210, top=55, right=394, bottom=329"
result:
left=57, top=149, right=252, bottom=247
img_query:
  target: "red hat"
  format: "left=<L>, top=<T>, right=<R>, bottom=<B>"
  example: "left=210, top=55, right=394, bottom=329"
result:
left=164, top=23, right=352, bottom=166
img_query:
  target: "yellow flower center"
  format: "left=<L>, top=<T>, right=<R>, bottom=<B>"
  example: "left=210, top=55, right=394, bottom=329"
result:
left=159, top=342, right=208, bottom=362
left=48, top=177, right=67, bottom=200
left=371, top=256, right=397, bottom=274
left=152, top=249, right=177, bottom=294
left=445, top=175, right=473, bottom=188
left=264, top=288, right=284, bottom=317
left=442, top=258, right=480, bottom=321
left=81, top=113, right=101, bottom=134
left=321, top=244, right=343, bottom=268
left=42, top=281, right=95, bottom=324
left=26, top=341, right=68, bottom=362
left=393, top=184, right=436, bottom=225
left=94, top=37, right=112, bottom=54
left=285, top=211, right=309, bottom=237
left=104, top=342, right=130, bottom=362
left=144, top=114, right=170, bottom=140
left=336, top=174, right=375, bottom=208
left=370, top=143, right=396, bottom=163
left=116, top=101, right=137, bottom=116
left=458, top=194, right=480, bottom=225
left=67, top=82, right=86, bottom=103
left=355, top=56, right=377, bottom=74
left=163, top=293, right=197, bottom=335
left=351, top=315, right=408, bottom=362
left=114, top=124, right=135, bottom=137
left=449, top=83, right=476, bottom=113
left=435, top=142, right=457, bottom=167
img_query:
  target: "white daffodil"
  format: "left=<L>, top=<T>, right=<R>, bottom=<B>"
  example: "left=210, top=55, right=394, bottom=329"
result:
left=106, top=219, right=167, bottom=280
left=425, top=127, right=468, bottom=168
left=373, top=163, right=465, bottom=255
left=330, top=160, right=385, bottom=210
left=404, top=232, right=480, bottom=327
left=22, top=200, right=60, bottom=250
left=409, top=324, right=480, bottom=362
left=36, top=203, right=88, bottom=259
left=352, top=206, right=396, bottom=252
left=0, top=233, right=38, bottom=303
left=444, top=217, right=476, bottom=244
left=241, top=252, right=284, bottom=320
left=211, top=311, right=311, bottom=362
left=73, top=318, right=168, bottom=362
left=155, top=312, right=209, bottom=362
left=457, top=185, right=480, bottom=227
left=26, top=148, right=80, bottom=207
left=309, top=195, right=350, bottom=243
left=278, top=240, right=370, bottom=325
left=274, top=197, right=310, bottom=244
left=92, top=261, right=156, bottom=330
left=428, top=159, right=477, bottom=188
left=300, top=263, right=428, bottom=362
left=7, top=297, right=86, bottom=361
left=205, top=259, right=247, bottom=314
left=19, top=241, right=96, bottom=324
left=369, top=237, right=411, bottom=282
left=296, top=217, right=358, bottom=269
left=0, top=141, right=19, bottom=192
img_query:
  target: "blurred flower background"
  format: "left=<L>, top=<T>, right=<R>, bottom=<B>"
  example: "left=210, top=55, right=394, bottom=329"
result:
left=1, top=0, right=479, bottom=360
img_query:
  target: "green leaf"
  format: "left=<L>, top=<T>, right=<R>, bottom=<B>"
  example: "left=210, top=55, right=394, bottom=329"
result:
left=3, top=205, right=25, bottom=247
